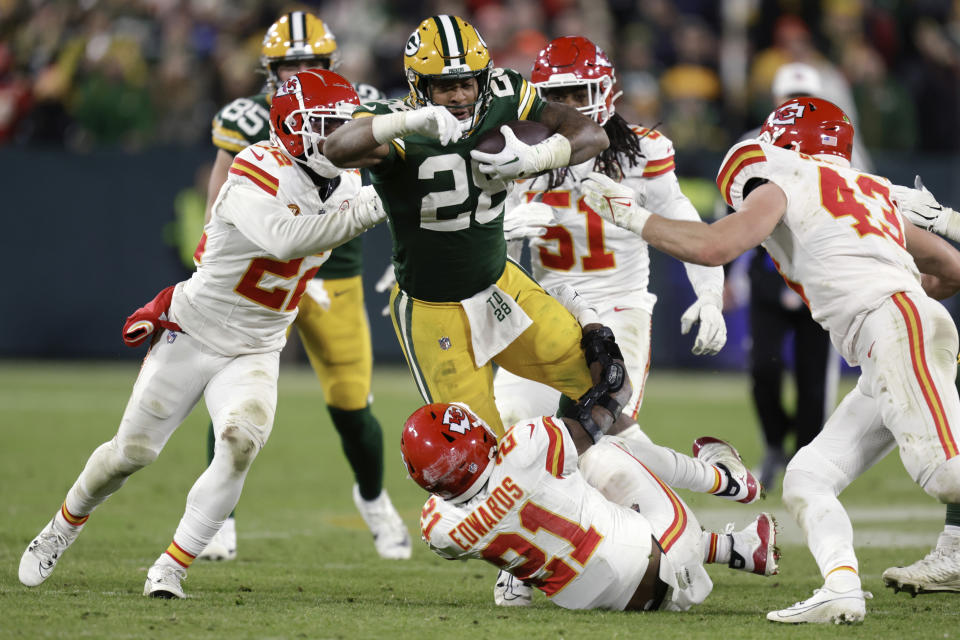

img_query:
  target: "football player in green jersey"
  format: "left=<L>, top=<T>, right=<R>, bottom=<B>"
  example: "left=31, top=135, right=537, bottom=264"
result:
left=324, top=15, right=609, bottom=437
left=198, top=11, right=410, bottom=562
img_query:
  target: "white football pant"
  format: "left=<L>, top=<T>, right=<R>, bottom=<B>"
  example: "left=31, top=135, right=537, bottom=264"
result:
left=783, top=292, right=960, bottom=581
left=63, top=330, right=279, bottom=557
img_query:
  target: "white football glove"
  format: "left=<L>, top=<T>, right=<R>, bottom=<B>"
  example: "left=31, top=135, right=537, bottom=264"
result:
left=503, top=201, right=557, bottom=241
left=374, top=264, right=396, bottom=317
left=352, top=185, right=386, bottom=227
left=891, top=175, right=960, bottom=241
left=470, top=127, right=571, bottom=181
left=581, top=171, right=652, bottom=236
left=371, top=105, right=462, bottom=146
left=680, top=296, right=727, bottom=356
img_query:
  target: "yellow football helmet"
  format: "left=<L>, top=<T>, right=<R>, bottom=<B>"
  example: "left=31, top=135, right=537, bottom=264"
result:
left=261, top=12, right=339, bottom=89
left=404, top=15, right=493, bottom=135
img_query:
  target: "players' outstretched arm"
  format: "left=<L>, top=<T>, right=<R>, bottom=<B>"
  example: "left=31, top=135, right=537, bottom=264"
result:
left=904, top=222, right=960, bottom=300
left=584, top=173, right=787, bottom=267
left=536, top=101, right=609, bottom=165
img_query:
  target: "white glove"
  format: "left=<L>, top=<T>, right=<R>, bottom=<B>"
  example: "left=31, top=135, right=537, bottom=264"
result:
left=371, top=105, right=462, bottom=146
left=353, top=185, right=386, bottom=228
left=548, top=284, right=600, bottom=327
left=503, top=201, right=557, bottom=241
left=374, top=264, right=396, bottom=317
left=680, top=296, right=727, bottom=356
left=891, top=175, right=960, bottom=241
left=581, top=171, right=652, bottom=236
left=470, top=126, right=571, bottom=181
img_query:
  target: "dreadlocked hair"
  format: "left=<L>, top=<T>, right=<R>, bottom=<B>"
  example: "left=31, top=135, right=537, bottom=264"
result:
left=544, top=113, right=649, bottom=190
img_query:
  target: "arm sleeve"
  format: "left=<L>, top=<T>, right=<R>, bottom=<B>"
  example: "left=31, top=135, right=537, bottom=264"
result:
left=217, top=183, right=385, bottom=260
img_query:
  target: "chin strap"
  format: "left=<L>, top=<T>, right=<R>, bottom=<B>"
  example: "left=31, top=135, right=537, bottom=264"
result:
left=565, top=326, right=628, bottom=443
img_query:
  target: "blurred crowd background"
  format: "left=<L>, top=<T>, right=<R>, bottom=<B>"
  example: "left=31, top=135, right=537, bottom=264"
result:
left=2, top=0, right=958, bottom=154
left=2, top=0, right=959, bottom=364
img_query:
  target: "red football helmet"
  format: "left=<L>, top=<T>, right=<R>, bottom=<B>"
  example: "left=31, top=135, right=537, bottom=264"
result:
left=400, top=402, right=497, bottom=504
left=531, top=36, right=619, bottom=125
left=270, top=68, right=359, bottom=176
left=759, top=96, right=854, bottom=164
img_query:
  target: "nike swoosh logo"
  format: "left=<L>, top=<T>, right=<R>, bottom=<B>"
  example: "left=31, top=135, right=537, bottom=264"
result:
left=251, top=149, right=264, bottom=161
left=867, top=340, right=875, bottom=358
left=333, top=290, right=348, bottom=297
left=613, top=306, right=632, bottom=312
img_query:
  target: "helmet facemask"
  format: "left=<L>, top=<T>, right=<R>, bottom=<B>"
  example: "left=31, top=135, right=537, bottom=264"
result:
left=536, top=74, right=619, bottom=126
left=277, top=104, right=351, bottom=178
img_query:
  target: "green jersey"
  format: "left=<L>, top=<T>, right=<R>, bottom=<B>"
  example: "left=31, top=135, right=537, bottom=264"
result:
left=211, top=92, right=362, bottom=279
left=354, top=68, right=544, bottom=302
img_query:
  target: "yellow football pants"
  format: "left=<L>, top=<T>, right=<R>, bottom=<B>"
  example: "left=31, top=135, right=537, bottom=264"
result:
left=389, top=261, right=592, bottom=435
left=295, top=275, right=373, bottom=411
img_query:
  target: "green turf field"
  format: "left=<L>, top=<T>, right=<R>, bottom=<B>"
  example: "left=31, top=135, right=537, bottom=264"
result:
left=1, top=361, right=956, bottom=638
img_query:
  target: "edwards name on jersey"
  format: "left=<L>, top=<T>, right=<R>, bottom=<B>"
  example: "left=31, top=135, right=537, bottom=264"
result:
left=419, top=416, right=656, bottom=611
left=175, top=142, right=364, bottom=356
left=353, top=68, right=544, bottom=301
left=717, top=139, right=922, bottom=363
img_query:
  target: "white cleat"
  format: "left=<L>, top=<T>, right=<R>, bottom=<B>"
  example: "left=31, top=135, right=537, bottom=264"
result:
left=19, top=518, right=77, bottom=587
left=353, top=485, right=412, bottom=560
left=767, top=587, right=872, bottom=624
left=693, top=436, right=762, bottom=504
left=144, top=563, right=187, bottom=599
left=197, top=517, right=237, bottom=562
left=883, top=533, right=960, bottom=595
left=494, top=569, right=533, bottom=607
left=728, top=512, right=780, bottom=576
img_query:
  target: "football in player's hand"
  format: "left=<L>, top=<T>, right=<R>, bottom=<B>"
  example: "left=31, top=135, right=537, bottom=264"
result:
left=474, top=120, right=553, bottom=154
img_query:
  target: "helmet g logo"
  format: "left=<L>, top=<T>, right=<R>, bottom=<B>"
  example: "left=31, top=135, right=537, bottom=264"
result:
left=405, top=31, right=421, bottom=57
left=277, top=76, right=301, bottom=97
left=442, top=405, right=472, bottom=435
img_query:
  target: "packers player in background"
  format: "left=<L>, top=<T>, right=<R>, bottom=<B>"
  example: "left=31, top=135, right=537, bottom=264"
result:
left=198, top=11, right=409, bottom=562
left=324, top=14, right=609, bottom=438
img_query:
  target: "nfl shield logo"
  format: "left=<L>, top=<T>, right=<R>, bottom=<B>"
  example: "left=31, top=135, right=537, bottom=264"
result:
left=438, top=337, right=451, bottom=350
left=167, top=331, right=177, bottom=344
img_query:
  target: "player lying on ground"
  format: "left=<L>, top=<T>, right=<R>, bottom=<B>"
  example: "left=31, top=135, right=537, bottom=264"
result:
left=18, top=70, right=385, bottom=599
left=400, top=324, right=778, bottom=611
left=582, top=96, right=960, bottom=623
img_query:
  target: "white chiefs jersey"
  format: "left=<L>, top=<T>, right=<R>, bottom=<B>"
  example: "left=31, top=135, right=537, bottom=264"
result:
left=717, top=140, right=923, bottom=364
left=172, top=142, right=366, bottom=356
left=508, top=126, right=721, bottom=312
left=420, top=416, right=654, bottom=611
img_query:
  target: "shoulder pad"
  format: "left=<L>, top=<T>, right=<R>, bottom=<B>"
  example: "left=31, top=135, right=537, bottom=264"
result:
left=629, top=125, right=676, bottom=177
left=716, top=140, right=777, bottom=208
left=228, top=143, right=294, bottom=197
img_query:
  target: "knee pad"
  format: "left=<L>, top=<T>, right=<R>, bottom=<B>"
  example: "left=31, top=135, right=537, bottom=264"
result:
left=579, top=439, right=641, bottom=506
left=923, top=456, right=960, bottom=504
left=216, top=401, right=271, bottom=472
left=115, top=433, right=161, bottom=470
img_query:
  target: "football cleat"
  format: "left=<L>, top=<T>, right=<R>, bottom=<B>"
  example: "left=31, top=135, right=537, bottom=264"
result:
left=693, top=436, right=762, bottom=504
left=767, top=587, right=872, bottom=624
left=882, top=533, right=960, bottom=595
left=352, top=485, right=412, bottom=560
left=494, top=569, right=533, bottom=607
left=19, top=517, right=79, bottom=587
left=144, top=563, right=187, bottom=599
left=197, top=517, right=237, bottom=562
left=727, top=513, right=780, bottom=576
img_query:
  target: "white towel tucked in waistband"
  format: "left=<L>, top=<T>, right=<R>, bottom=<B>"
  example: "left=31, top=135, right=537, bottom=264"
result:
left=460, top=284, right=532, bottom=366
